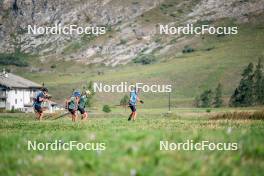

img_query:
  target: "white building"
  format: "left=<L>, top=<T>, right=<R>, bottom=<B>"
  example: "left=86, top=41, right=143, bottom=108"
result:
left=0, top=71, right=59, bottom=113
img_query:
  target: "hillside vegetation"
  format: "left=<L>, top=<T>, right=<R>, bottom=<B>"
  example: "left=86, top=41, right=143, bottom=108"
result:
left=1, top=0, right=264, bottom=108
left=14, top=22, right=264, bottom=108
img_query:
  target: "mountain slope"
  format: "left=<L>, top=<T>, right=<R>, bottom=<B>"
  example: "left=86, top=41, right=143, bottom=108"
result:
left=1, top=0, right=264, bottom=66
left=16, top=23, right=264, bottom=107
left=1, top=0, right=264, bottom=107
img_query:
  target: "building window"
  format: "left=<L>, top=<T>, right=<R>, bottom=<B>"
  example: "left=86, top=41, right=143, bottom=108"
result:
left=15, top=99, right=17, bottom=104
left=15, top=90, right=17, bottom=94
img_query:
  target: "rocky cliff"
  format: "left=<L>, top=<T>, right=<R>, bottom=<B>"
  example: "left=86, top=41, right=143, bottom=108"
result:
left=0, top=0, right=264, bottom=66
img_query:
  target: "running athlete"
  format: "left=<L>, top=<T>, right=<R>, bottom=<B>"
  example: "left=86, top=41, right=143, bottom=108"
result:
left=128, top=88, right=143, bottom=121
left=66, top=91, right=81, bottom=122
left=78, top=90, right=90, bottom=120
left=33, top=87, right=49, bottom=121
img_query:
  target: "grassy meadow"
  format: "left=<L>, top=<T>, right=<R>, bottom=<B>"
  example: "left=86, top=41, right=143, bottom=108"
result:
left=0, top=108, right=263, bottom=176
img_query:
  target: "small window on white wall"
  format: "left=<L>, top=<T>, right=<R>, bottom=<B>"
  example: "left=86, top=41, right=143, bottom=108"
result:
left=15, top=99, right=17, bottom=104
left=15, top=90, right=17, bottom=94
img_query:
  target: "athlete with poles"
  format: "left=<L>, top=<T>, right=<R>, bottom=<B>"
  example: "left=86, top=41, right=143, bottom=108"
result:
left=65, top=91, right=81, bottom=122
left=128, top=87, right=144, bottom=121
left=33, top=87, right=50, bottom=121
left=78, top=90, right=91, bottom=121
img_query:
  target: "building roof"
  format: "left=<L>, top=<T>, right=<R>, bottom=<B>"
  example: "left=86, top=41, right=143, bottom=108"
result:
left=0, top=73, right=42, bottom=89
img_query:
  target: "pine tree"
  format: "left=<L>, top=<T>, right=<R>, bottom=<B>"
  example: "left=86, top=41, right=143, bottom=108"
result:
left=214, top=83, right=223, bottom=108
left=261, top=78, right=264, bottom=104
left=241, top=63, right=255, bottom=106
left=229, top=88, right=240, bottom=107
left=253, top=57, right=264, bottom=105
left=230, top=63, right=254, bottom=107
left=200, top=89, right=213, bottom=108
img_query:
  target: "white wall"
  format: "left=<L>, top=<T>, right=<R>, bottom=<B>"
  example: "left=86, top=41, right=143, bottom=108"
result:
left=6, top=89, right=33, bottom=110
left=4, top=88, right=58, bottom=113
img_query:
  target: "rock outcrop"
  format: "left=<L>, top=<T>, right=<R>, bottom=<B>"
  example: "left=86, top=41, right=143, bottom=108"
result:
left=0, top=0, right=263, bottom=66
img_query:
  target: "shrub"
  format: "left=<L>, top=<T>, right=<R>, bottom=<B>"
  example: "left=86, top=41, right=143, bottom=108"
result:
left=0, top=53, right=28, bottom=67
left=50, top=64, right=56, bottom=69
left=133, top=54, right=156, bottom=65
left=170, top=13, right=177, bottom=18
left=206, top=109, right=211, bottom=113
left=154, top=38, right=161, bottom=43
left=119, top=39, right=127, bottom=45
left=102, top=105, right=111, bottom=113
left=132, top=2, right=139, bottom=5
left=200, top=89, right=213, bottom=108
left=182, top=46, right=194, bottom=53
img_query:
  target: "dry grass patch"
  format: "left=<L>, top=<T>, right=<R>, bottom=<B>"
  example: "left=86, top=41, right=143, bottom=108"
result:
left=211, top=110, right=264, bottom=120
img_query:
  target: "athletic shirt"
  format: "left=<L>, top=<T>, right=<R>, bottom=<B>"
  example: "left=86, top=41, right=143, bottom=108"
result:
left=129, top=90, right=137, bottom=105
left=78, top=95, right=87, bottom=109
left=68, top=96, right=77, bottom=110
left=34, top=91, right=44, bottom=106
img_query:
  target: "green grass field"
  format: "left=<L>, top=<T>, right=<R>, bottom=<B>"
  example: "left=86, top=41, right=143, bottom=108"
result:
left=0, top=109, right=263, bottom=176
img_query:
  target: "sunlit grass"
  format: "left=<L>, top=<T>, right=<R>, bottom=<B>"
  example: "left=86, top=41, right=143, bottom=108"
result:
left=0, top=112, right=263, bottom=175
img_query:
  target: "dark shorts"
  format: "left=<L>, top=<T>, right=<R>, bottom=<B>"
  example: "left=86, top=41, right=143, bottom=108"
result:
left=129, top=104, right=136, bottom=112
left=78, top=107, right=86, bottom=114
left=34, top=104, right=43, bottom=113
left=68, top=109, right=76, bottom=115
